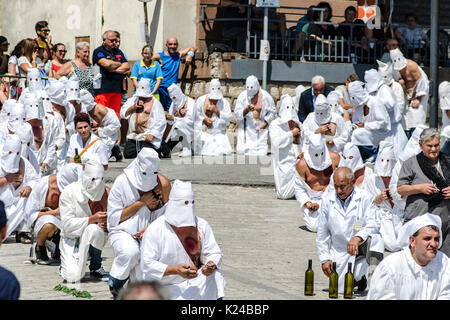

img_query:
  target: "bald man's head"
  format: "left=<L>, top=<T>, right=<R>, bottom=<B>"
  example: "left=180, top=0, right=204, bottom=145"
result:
left=334, top=167, right=355, bottom=200
left=166, top=36, right=179, bottom=55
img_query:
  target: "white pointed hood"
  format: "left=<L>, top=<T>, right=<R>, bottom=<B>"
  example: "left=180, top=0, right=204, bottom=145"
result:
left=124, top=147, right=160, bottom=192
left=348, top=81, right=369, bottom=108
left=377, top=60, right=394, bottom=86
left=56, top=163, right=83, bottom=191
left=22, top=92, right=44, bottom=121
left=40, top=91, right=54, bottom=114
left=390, top=48, right=407, bottom=71
left=364, top=68, right=384, bottom=94
left=438, top=81, right=450, bottom=110
left=168, top=83, right=186, bottom=111
left=278, top=94, right=299, bottom=123
left=341, top=142, right=365, bottom=172
left=303, top=134, right=332, bottom=171
left=246, top=75, right=260, bottom=98
left=314, top=94, right=332, bottom=124
left=1, top=99, right=16, bottom=119
left=397, top=213, right=442, bottom=249
left=1, top=134, right=22, bottom=173
left=81, top=154, right=105, bottom=201
left=374, top=141, right=396, bottom=177
left=165, top=180, right=196, bottom=228
left=208, top=79, right=223, bottom=100
left=26, top=68, right=43, bottom=92
left=79, top=89, right=97, bottom=112
left=7, top=102, right=26, bottom=133
left=398, top=125, right=428, bottom=162
left=326, top=90, right=343, bottom=114
left=135, top=78, right=153, bottom=98
left=47, top=80, right=66, bottom=106
left=65, top=79, right=80, bottom=103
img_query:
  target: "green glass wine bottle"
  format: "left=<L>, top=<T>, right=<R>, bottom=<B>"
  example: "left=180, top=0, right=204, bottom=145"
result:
left=329, top=262, right=338, bottom=299
left=74, top=148, right=82, bottom=164
left=304, top=259, right=314, bottom=296
left=344, top=262, right=354, bottom=299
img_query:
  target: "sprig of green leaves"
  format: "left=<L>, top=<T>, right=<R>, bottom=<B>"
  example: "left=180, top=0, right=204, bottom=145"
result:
left=54, top=284, right=93, bottom=299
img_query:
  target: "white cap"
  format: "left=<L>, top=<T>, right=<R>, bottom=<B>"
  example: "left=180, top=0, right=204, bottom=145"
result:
left=397, top=213, right=442, bottom=249
left=47, top=80, right=66, bottom=106
left=7, top=102, right=26, bottom=133
left=26, top=68, right=43, bottom=92
left=164, top=180, right=196, bottom=228
left=22, top=92, right=44, bottom=121
left=65, top=79, right=80, bottom=103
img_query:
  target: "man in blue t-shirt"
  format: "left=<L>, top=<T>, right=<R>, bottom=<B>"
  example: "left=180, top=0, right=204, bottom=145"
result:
left=152, top=36, right=197, bottom=110
left=0, top=201, right=21, bottom=300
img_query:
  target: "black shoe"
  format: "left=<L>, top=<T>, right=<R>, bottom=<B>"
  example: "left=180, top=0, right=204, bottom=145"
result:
left=35, top=245, right=51, bottom=265
left=50, top=231, right=61, bottom=261
left=160, top=141, right=172, bottom=158
left=109, top=286, right=120, bottom=300
left=354, top=275, right=367, bottom=292
left=111, top=144, right=123, bottom=162
left=90, top=267, right=109, bottom=282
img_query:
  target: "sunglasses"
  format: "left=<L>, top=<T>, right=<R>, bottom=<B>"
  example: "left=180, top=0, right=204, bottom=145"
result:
left=108, top=38, right=118, bottom=43
left=57, top=50, right=67, bottom=53
left=40, top=29, right=50, bottom=32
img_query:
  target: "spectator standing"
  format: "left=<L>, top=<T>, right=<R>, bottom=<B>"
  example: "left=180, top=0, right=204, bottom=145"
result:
left=0, top=36, right=10, bottom=74
left=92, top=30, right=130, bottom=119
left=48, top=43, right=68, bottom=78
left=8, top=40, right=24, bottom=76
left=130, top=45, right=163, bottom=100
left=394, top=13, right=429, bottom=63
left=34, top=21, right=52, bottom=63
left=17, top=38, right=38, bottom=89
left=152, top=37, right=197, bottom=111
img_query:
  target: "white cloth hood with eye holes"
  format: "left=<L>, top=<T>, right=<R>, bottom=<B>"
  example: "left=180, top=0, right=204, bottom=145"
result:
left=364, top=68, right=385, bottom=94
left=279, top=94, right=299, bottom=124
left=26, top=68, right=43, bottom=92
left=314, top=94, right=332, bottom=125
left=438, top=81, right=450, bottom=111
left=348, top=81, right=369, bottom=108
left=246, top=75, right=260, bottom=99
left=56, top=163, right=83, bottom=192
left=1, top=134, right=22, bottom=174
left=398, top=124, right=428, bottom=162
left=326, top=90, right=343, bottom=115
left=377, top=60, right=394, bottom=86
left=7, top=102, right=26, bottom=133
left=40, top=91, right=54, bottom=114
left=374, top=140, right=396, bottom=177
left=21, top=92, right=44, bottom=121
left=396, top=213, right=442, bottom=249
left=168, top=83, right=186, bottom=111
left=1, top=99, right=16, bottom=120
left=389, top=48, right=407, bottom=71
left=79, top=89, right=97, bottom=112
left=81, top=154, right=105, bottom=202
left=208, top=79, right=223, bottom=100
left=135, top=78, right=153, bottom=99
left=341, top=142, right=365, bottom=172
left=46, top=80, right=66, bottom=106
left=303, top=134, right=332, bottom=171
left=165, top=179, right=196, bottom=228
left=65, top=79, right=80, bottom=103
left=124, top=147, right=160, bottom=192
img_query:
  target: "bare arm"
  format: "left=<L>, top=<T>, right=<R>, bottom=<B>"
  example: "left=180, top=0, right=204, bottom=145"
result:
left=97, top=58, right=122, bottom=72
left=113, top=62, right=130, bottom=75
left=151, top=53, right=162, bottom=66
left=152, top=78, right=162, bottom=95
left=55, top=61, right=74, bottom=79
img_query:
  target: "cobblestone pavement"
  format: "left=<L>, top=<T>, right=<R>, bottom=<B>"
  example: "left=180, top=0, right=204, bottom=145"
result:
left=0, top=157, right=368, bottom=300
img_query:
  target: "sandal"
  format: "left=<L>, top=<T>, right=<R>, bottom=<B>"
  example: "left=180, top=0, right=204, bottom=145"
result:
left=16, top=232, right=32, bottom=244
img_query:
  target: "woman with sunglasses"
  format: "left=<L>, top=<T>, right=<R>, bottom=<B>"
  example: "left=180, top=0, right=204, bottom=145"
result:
left=48, top=43, right=67, bottom=78
left=17, top=38, right=38, bottom=89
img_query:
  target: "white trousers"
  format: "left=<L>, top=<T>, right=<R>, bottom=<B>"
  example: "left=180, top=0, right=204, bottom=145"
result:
left=109, top=231, right=142, bottom=282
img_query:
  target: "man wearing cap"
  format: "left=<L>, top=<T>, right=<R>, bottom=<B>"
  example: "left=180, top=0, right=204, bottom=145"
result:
left=120, top=78, right=166, bottom=158
left=141, top=180, right=225, bottom=300
left=58, top=155, right=110, bottom=283
left=235, top=75, right=276, bottom=156
left=80, top=89, right=122, bottom=161
left=107, top=148, right=171, bottom=298
left=0, top=200, right=21, bottom=300
left=368, top=214, right=450, bottom=299
left=24, top=163, right=82, bottom=264
left=348, top=80, right=391, bottom=163
left=162, top=83, right=196, bottom=158
left=0, top=134, right=39, bottom=242
left=317, top=167, right=383, bottom=293
left=194, top=79, right=233, bottom=156
left=302, top=94, right=349, bottom=154
left=389, top=48, right=429, bottom=136
left=294, top=134, right=340, bottom=232
left=269, top=94, right=302, bottom=200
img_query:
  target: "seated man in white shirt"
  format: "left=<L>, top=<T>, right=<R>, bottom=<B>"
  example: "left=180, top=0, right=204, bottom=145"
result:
left=66, top=112, right=109, bottom=170
left=368, top=213, right=450, bottom=300
left=141, top=180, right=225, bottom=300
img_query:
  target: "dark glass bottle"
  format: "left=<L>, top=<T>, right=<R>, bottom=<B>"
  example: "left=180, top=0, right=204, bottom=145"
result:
left=329, top=262, right=338, bottom=298
left=344, top=262, right=354, bottom=299
left=74, top=148, right=82, bottom=164
left=304, top=259, right=314, bottom=296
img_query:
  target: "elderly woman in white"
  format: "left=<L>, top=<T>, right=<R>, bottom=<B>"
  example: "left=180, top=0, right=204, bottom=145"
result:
left=235, top=75, right=276, bottom=155
left=269, top=94, right=301, bottom=200
left=120, top=78, right=166, bottom=158
left=194, top=79, right=233, bottom=156
left=163, top=84, right=196, bottom=157
left=302, top=94, right=349, bottom=154
left=140, top=180, right=225, bottom=300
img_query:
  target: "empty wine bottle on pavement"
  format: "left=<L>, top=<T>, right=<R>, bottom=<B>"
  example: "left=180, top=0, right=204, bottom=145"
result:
left=304, top=259, right=314, bottom=296
left=329, top=262, right=338, bottom=298
left=344, top=262, right=354, bottom=299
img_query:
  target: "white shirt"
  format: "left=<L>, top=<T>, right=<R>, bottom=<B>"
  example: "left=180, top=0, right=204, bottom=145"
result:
left=66, top=132, right=109, bottom=166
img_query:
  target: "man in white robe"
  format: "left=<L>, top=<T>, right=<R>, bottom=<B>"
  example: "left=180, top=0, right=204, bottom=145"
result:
left=141, top=180, right=226, bottom=300
left=24, top=163, right=82, bottom=264
left=194, top=79, right=233, bottom=156
left=0, top=134, right=39, bottom=240
left=0, top=101, right=27, bottom=148
left=368, top=214, right=450, bottom=300
left=107, top=148, right=171, bottom=299
left=302, top=94, right=349, bottom=154
left=269, top=94, right=301, bottom=199
left=317, top=167, right=382, bottom=294
left=348, top=81, right=391, bottom=163
left=58, top=155, right=109, bottom=283
left=235, top=75, right=276, bottom=155
left=364, top=69, right=408, bottom=160
left=294, top=134, right=340, bottom=232
left=163, top=84, right=196, bottom=157
left=439, top=81, right=450, bottom=154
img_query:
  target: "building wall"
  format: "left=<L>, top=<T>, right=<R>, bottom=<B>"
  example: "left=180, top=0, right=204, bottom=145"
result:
left=0, top=0, right=197, bottom=62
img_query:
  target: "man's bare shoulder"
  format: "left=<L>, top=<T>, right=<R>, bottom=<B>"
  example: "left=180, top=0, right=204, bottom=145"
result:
left=330, top=151, right=341, bottom=168
left=296, top=157, right=309, bottom=175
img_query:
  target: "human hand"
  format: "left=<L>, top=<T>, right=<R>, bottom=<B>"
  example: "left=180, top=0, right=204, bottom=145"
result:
left=19, top=186, right=32, bottom=198
left=92, top=211, right=107, bottom=224
left=203, top=117, right=213, bottom=128
left=140, top=192, right=160, bottom=210
left=98, top=221, right=108, bottom=232
left=357, top=122, right=365, bottom=128
left=201, top=261, right=217, bottom=276
left=144, top=134, right=154, bottom=143
left=133, top=228, right=146, bottom=240
left=305, top=202, right=319, bottom=212
left=347, top=236, right=362, bottom=256
left=258, top=121, right=268, bottom=131
left=166, top=114, right=174, bottom=121
left=410, top=99, right=420, bottom=108
left=326, top=139, right=335, bottom=147
left=177, top=264, right=198, bottom=279
left=184, top=55, right=193, bottom=65
left=179, top=107, right=187, bottom=117
left=5, top=173, right=20, bottom=184
left=321, top=260, right=333, bottom=277
left=291, top=127, right=300, bottom=137
left=418, top=183, right=439, bottom=195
